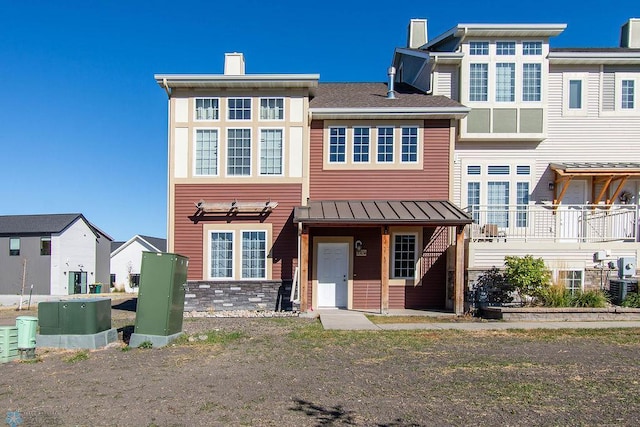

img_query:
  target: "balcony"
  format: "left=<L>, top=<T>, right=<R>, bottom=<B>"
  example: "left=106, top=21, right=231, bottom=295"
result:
left=466, top=204, right=639, bottom=243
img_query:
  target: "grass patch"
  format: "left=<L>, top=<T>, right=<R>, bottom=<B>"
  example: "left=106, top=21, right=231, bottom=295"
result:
left=65, top=350, right=89, bottom=363
left=366, top=315, right=466, bottom=324
left=174, top=330, right=245, bottom=346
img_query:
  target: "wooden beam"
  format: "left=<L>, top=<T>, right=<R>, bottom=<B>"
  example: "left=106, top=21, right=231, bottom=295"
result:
left=609, top=176, right=630, bottom=205
left=299, top=229, right=309, bottom=312
left=380, top=226, right=390, bottom=314
left=454, top=226, right=465, bottom=316
left=554, top=176, right=573, bottom=205
left=593, top=176, right=614, bottom=205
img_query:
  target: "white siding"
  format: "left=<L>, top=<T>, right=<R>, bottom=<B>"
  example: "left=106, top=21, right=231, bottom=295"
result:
left=290, top=97, right=304, bottom=123
left=174, top=127, right=188, bottom=178
left=175, top=98, right=188, bottom=123
left=435, top=65, right=459, bottom=100
left=289, top=126, right=303, bottom=177
left=50, top=219, right=98, bottom=295
left=110, top=238, right=161, bottom=293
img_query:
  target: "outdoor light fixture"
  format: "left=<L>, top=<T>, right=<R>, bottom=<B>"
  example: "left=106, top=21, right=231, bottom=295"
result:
left=548, top=182, right=555, bottom=191
left=355, top=240, right=363, bottom=251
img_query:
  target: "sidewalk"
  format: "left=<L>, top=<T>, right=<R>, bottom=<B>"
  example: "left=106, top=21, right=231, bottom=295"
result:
left=319, top=310, right=640, bottom=331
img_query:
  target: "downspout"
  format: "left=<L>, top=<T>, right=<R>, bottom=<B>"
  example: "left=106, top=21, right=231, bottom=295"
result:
left=426, top=55, right=438, bottom=95
left=162, top=78, right=172, bottom=98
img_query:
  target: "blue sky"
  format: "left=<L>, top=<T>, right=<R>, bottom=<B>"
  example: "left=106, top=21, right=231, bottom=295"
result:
left=1, top=1, right=638, bottom=242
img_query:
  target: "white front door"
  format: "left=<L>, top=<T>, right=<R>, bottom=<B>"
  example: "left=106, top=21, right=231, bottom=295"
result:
left=317, top=243, right=349, bottom=308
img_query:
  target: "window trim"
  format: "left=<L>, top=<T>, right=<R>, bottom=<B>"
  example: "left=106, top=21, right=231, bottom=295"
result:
left=208, top=230, right=235, bottom=280
left=391, top=232, right=418, bottom=279
left=563, top=73, right=588, bottom=116
left=194, top=97, right=220, bottom=122
left=328, top=126, right=347, bottom=164
left=227, top=97, right=252, bottom=121
left=496, top=41, right=516, bottom=56
left=205, top=225, right=272, bottom=281
left=522, top=63, right=542, bottom=102
left=556, top=269, right=584, bottom=295
left=376, top=126, right=395, bottom=164
left=258, top=97, right=285, bottom=121
left=226, top=127, right=252, bottom=177
left=400, top=126, right=419, bottom=164
left=352, top=126, right=371, bottom=164
left=615, top=73, right=638, bottom=113
left=522, top=41, right=543, bottom=56
left=469, top=41, right=489, bottom=56
left=240, top=230, right=268, bottom=280
left=40, top=237, right=51, bottom=256
left=193, top=127, right=220, bottom=177
left=258, top=127, right=284, bottom=176
left=495, top=62, right=516, bottom=102
left=469, top=63, right=489, bottom=102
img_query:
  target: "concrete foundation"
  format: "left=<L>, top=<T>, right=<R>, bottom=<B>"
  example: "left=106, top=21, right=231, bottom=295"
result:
left=36, top=328, right=118, bottom=350
left=129, top=332, right=183, bottom=348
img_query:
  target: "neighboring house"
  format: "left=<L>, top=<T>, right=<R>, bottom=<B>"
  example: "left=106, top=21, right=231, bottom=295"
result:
left=0, top=214, right=112, bottom=295
left=155, top=53, right=472, bottom=314
left=110, top=235, right=166, bottom=293
left=393, top=18, right=640, bottom=293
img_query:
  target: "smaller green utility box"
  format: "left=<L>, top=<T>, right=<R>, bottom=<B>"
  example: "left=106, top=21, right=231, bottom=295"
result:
left=39, top=298, right=112, bottom=335
left=0, top=326, right=19, bottom=363
left=131, top=252, right=188, bottom=346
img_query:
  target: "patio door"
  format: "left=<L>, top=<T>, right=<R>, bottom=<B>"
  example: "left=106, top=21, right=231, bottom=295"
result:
left=68, top=271, right=87, bottom=295
left=317, top=243, right=348, bottom=308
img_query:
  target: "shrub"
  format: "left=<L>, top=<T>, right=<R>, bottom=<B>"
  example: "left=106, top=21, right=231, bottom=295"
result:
left=472, top=267, right=514, bottom=307
left=571, top=290, right=609, bottom=308
left=538, top=284, right=572, bottom=307
left=504, top=255, right=551, bottom=304
left=621, top=292, right=640, bottom=308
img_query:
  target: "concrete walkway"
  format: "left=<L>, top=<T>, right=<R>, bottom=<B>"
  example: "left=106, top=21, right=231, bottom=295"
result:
left=319, top=310, right=640, bottom=331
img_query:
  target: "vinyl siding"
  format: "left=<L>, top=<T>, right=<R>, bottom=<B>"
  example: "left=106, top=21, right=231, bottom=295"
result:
left=309, top=120, right=451, bottom=200
left=435, top=65, right=460, bottom=101
left=174, top=183, right=302, bottom=280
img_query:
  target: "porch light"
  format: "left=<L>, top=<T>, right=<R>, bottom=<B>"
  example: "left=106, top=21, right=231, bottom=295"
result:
left=548, top=182, right=555, bottom=191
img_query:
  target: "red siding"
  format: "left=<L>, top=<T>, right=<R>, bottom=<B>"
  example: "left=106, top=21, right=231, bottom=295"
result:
left=174, top=184, right=302, bottom=280
left=309, top=120, right=451, bottom=200
left=404, top=227, right=449, bottom=309
left=353, top=281, right=381, bottom=310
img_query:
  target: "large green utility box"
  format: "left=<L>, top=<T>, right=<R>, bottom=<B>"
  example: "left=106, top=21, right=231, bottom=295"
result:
left=38, top=298, right=111, bottom=335
left=134, top=252, right=189, bottom=337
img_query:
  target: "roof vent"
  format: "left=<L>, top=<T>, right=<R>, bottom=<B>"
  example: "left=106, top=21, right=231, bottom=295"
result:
left=407, top=19, right=428, bottom=49
left=224, top=52, right=245, bottom=75
left=620, top=18, right=640, bottom=48
left=386, top=66, right=396, bottom=99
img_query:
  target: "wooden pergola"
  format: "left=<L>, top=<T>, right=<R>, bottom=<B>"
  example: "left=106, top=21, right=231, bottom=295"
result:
left=551, top=162, right=640, bottom=206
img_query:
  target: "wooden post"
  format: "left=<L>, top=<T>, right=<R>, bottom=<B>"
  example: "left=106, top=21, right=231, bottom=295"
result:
left=381, top=226, right=390, bottom=314
left=454, top=225, right=465, bottom=315
left=299, top=228, right=310, bottom=312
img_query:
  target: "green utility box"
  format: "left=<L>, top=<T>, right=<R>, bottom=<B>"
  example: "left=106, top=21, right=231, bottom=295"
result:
left=16, top=316, right=38, bottom=349
left=0, top=326, right=19, bottom=363
left=38, top=298, right=112, bottom=335
left=134, top=252, right=189, bottom=336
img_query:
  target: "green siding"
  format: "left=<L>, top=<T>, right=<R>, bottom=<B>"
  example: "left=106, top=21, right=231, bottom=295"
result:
left=520, top=109, right=544, bottom=133
left=493, top=109, right=517, bottom=133
left=467, top=109, right=490, bottom=133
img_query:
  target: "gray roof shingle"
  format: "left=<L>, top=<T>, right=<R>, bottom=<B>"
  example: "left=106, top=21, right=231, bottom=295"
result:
left=310, top=82, right=465, bottom=109
left=0, top=214, right=111, bottom=239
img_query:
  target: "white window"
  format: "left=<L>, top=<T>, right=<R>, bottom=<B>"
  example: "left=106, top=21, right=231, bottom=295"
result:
left=467, top=181, right=480, bottom=223
left=195, top=98, right=219, bottom=121
left=392, top=234, right=417, bottom=279
left=522, top=63, right=541, bottom=102
left=377, top=127, right=394, bottom=162
left=260, top=98, right=284, bottom=120
left=496, top=41, right=516, bottom=56
left=523, top=41, right=542, bottom=55
left=469, top=63, right=488, bottom=101
left=622, top=80, right=635, bottom=109
left=241, top=231, right=267, bottom=279
left=496, top=63, right=515, bottom=102
left=228, top=98, right=251, bottom=120
left=329, top=127, right=346, bottom=163
left=401, top=127, right=418, bottom=163
left=353, top=127, right=370, bottom=163
left=557, top=270, right=583, bottom=295
left=210, top=231, right=234, bottom=279
left=469, top=41, right=489, bottom=55
left=563, top=73, right=587, bottom=116
left=227, top=129, right=251, bottom=176
left=195, top=129, right=219, bottom=176
left=259, top=129, right=283, bottom=175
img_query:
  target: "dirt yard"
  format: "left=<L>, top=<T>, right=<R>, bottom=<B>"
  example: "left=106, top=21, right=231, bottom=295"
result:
left=2, top=300, right=640, bottom=426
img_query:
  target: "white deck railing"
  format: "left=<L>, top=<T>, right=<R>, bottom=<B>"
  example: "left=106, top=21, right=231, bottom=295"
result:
left=466, top=204, right=639, bottom=243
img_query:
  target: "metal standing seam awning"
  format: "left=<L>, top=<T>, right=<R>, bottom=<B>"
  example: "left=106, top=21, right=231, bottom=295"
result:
left=550, top=162, right=640, bottom=205
left=293, top=200, right=472, bottom=226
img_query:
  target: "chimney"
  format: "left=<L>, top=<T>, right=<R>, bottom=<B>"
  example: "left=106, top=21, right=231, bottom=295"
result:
left=224, top=52, right=245, bottom=75
left=407, top=19, right=428, bottom=49
left=620, top=18, right=640, bottom=48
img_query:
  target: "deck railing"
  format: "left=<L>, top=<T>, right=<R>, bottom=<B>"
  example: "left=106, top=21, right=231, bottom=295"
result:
left=466, top=204, right=639, bottom=243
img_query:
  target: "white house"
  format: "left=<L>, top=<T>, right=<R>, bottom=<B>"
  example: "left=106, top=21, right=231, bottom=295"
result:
left=110, top=235, right=166, bottom=293
left=0, top=214, right=112, bottom=295
left=394, top=18, right=640, bottom=293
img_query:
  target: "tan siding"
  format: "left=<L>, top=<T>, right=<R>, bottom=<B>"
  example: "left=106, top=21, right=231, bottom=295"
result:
left=309, top=120, right=450, bottom=200
left=174, top=183, right=302, bottom=280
